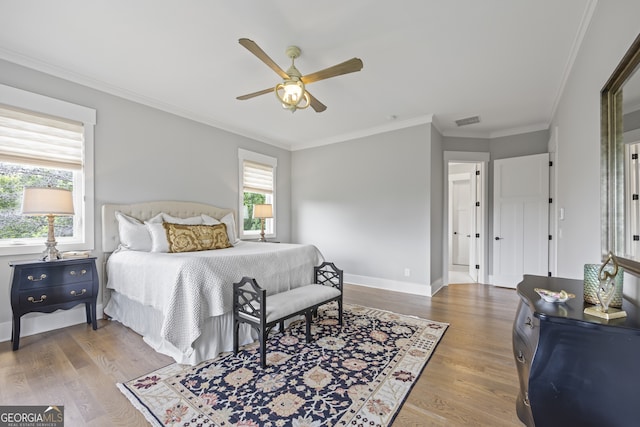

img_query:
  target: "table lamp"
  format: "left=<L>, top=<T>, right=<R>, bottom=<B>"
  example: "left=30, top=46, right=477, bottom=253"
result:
left=21, top=186, right=75, bottom=261
left=252, top=204, right=273, bottom=242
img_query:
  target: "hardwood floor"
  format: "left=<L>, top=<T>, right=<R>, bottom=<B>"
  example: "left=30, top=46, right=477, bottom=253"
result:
left=0, top=283, right=522, bottom=426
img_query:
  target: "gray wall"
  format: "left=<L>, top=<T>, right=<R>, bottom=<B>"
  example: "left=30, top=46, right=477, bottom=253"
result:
left=443, top=136, right=490, bottom=153
left=442, top=129, right=549, bottom=159
left=624, top=109, right=640, bottom=133
left=0, top=58, right=291, bottom=329
left=291, top=125, right=434, bottom=292
left=551, top=0, right=640, bottom=284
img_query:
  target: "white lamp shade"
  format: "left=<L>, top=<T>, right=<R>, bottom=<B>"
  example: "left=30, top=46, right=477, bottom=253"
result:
left=22, top=187, right=74, bottom=216
left=253, top=204, right=273, bottom=219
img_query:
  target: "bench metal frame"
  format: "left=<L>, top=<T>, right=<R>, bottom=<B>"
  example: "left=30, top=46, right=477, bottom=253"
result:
left=233, top=261, right=343, bottom=368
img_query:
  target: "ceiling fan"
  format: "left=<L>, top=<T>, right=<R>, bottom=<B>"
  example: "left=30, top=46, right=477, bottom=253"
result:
left=236, top=38, right=364, bottom=113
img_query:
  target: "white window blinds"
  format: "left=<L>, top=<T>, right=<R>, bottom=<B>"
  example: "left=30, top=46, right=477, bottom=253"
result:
left=243, top=160, right=274, bottom=194
left=0, top=104, right=84, bottom=170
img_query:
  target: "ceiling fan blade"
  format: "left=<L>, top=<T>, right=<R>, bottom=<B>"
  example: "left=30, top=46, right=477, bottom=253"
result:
left=239, top=38, right=289, bottom=79
left=307, top=92, right=327, bottom=112
left=236, top=87, right=274, bottom=100
left=301, top=58, right=363, bottom=84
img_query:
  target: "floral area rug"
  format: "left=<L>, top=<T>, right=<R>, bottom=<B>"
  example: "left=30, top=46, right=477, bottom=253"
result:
left=118, top=303, right=448, bottom=427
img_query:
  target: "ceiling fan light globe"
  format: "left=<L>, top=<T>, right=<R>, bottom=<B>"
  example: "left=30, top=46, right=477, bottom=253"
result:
left=275, top=80, right=310, bottom=111
left=284, top=80, right=304, bottom=102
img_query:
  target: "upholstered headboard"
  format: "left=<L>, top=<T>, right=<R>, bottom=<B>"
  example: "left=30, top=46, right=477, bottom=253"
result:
left=101, top=201, right=235, bottom=253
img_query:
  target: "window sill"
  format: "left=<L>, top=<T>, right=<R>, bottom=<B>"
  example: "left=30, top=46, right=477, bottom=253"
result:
left=239, top=233, right=275, bottom=240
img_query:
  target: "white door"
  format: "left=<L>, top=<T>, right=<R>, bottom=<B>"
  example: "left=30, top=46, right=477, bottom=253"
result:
left=452, top=179, right=471, bottom=265
left=493, top=153, right=549, bottom=288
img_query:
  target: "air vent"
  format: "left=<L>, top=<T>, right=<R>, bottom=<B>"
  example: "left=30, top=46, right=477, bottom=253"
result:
left=455, top=116, right=480, bottom=127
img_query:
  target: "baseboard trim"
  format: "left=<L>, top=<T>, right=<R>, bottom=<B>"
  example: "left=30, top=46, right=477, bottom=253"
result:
left=0, top=303, right=104, bottom=343
left=345, top=273, right=432, bottom=297
left=431, top=277, right=445, bottom=295
left=489, top=275, right=518, bottom=289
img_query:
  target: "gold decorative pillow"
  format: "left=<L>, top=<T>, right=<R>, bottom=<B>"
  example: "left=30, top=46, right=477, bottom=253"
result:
left=163, top=222, right=232, bottom=253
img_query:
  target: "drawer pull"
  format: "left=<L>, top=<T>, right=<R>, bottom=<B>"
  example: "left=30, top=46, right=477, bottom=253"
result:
left=517, top=350, right=526, bottom=364
left=70, top=289, right=87, bottom=297
left=69, top=269, right=87, bottom=276
left=524, top=317, right=534, bottom=329
left=27, top=274, right=47, bottom=282
left=27, top=295, right=47, bottom=303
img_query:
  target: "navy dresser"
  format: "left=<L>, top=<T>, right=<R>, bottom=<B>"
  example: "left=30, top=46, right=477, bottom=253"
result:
left=9, top=257, right=99, bottom=350
left=514, top=275, right=640, bottom=426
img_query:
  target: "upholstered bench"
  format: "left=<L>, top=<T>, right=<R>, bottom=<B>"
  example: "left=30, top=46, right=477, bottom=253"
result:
left=233, top=262, right=343, bottom=368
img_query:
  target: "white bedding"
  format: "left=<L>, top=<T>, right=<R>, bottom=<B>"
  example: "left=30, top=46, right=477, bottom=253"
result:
left=105, top=241, right=324, bottom=360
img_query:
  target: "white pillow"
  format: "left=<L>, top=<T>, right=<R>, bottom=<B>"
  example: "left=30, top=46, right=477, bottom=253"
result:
left=201, top=214, right=221, bottom=225
left=146, top=222, right=169, bottom=252
left=219, top=212, right=239, bottom=244
left=115, top=211, right=152, bottom=251
left=162, top=213, right=203, bottom=225
left=147, top=213, right=205, bottom=252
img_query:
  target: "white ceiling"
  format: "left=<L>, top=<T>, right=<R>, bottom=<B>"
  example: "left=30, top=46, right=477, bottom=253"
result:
left=0, top=0, right=595, bottom=151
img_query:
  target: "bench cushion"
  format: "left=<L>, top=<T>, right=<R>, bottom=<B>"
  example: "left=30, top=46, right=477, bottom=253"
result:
left=265, top=284, right=341, bottom=323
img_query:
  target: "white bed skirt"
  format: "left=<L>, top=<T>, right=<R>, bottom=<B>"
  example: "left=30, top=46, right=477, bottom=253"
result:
left=104, top=292, right=257, bottom=365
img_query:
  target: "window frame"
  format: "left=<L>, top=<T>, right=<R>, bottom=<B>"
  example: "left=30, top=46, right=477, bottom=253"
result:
left=0, top=84, right=96, bottom=256
left=238, top=148, right=277, bottom=240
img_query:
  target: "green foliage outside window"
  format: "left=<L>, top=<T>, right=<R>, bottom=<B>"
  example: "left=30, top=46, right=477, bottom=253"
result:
left=0, top=162, right=74, bottom=240
left=243, top=192, right=266, bottom=231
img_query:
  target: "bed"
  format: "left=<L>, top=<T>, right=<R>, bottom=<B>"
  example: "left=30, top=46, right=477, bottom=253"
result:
left=102, top=201, right=324, bottom=365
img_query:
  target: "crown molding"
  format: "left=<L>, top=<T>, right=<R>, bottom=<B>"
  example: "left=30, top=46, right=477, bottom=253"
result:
left=291, top=114, right=434, bottom=151
left=489, top=122, right=550, bottom=139
left=548, top=0, right=598, bottom=122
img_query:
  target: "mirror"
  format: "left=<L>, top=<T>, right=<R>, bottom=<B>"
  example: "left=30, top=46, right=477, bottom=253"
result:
left=602, top=33, right=640, bottom=274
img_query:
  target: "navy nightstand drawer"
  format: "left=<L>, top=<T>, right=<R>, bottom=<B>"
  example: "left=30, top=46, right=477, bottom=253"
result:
left=18, top=262, right=94, bottom=289
left=18, top=282, right=94, bottom=308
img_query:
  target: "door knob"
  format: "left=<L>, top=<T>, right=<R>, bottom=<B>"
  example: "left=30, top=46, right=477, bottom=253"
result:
left=495, top=236, right=503, bottom=240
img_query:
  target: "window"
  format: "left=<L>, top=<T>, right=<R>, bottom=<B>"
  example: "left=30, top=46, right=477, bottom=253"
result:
left=0, top=84, right=96, bottom=256
left=238, top=149, right=277, bottom=240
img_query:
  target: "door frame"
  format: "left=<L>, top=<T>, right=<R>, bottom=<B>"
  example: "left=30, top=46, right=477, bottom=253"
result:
left=443, top=151, right=490, bottom=285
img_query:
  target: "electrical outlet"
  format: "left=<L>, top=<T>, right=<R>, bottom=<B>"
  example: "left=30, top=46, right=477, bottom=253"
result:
left=404, top=268, right=411, bottom=277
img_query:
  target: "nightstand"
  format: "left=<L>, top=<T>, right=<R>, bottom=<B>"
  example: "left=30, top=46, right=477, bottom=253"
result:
left=9, top=257, right=99, bottom=350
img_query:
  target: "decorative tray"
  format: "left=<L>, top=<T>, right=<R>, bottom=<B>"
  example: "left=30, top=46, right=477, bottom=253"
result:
left=534, top=288, right=576, bottom=303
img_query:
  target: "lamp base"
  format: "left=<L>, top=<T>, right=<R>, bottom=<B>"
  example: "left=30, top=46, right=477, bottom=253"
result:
left=258, top=218, right=267, bottom=242
left=584, top=305, right=627, bottom=320
left=42, top=241, right=61, bottom=262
